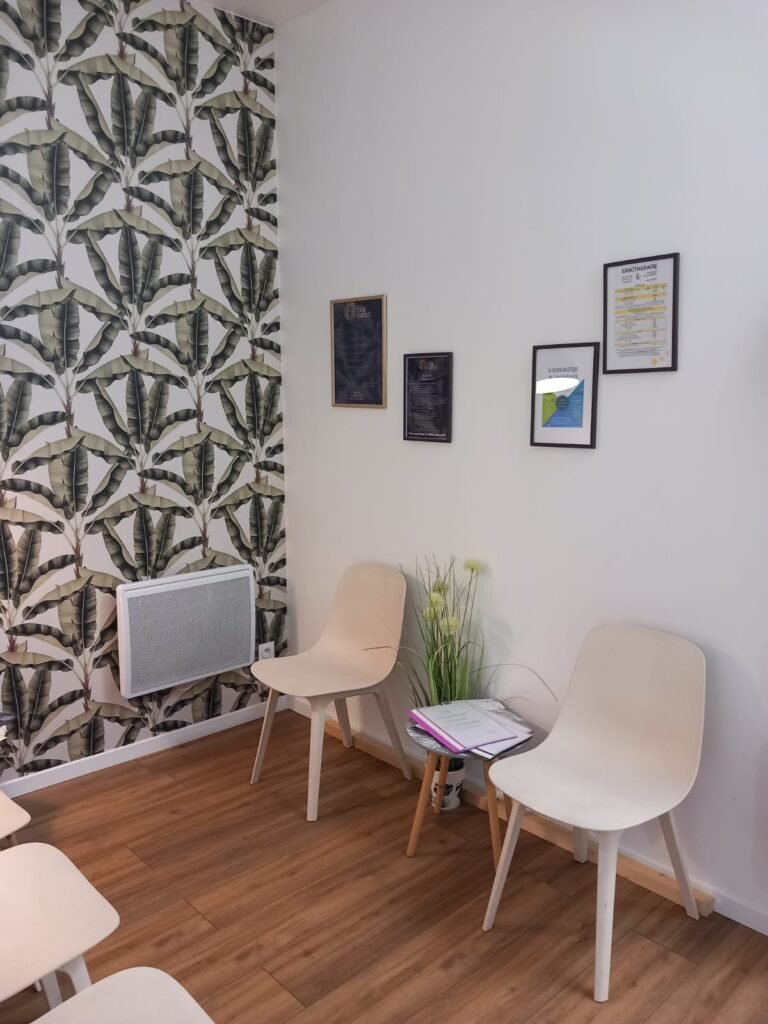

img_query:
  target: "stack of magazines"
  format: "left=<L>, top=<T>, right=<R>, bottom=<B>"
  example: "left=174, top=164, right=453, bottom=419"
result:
left=409, top=699, right=532, bottom=759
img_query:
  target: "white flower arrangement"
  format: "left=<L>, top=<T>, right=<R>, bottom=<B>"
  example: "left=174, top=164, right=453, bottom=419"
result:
left=403, top=556, right=488, bottom=707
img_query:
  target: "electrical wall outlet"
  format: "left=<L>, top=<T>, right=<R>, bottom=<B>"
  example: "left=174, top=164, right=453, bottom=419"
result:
left=258, top=642, right=276, bottom=660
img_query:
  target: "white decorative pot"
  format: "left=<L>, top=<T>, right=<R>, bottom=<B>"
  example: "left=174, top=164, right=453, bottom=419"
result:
left=431, top=763, right=465, bottom=811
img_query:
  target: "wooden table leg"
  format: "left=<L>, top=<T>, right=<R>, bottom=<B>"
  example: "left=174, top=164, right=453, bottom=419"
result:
left=406, top=751, right=438, bottom=857
left=484, top=761, right=502, bottom=867
left=433, top=755, right=450, bottom=815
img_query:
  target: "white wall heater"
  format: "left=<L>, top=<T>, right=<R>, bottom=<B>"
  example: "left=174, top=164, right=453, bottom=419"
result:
left=116, top=565, right=256, bottom=699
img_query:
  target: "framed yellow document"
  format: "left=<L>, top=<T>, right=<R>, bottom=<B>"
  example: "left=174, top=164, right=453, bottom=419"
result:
left=603, top=253, right=679, bottom=373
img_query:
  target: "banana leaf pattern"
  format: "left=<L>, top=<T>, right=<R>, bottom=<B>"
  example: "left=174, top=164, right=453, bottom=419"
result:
left=0, top=0, right=282, bottom=778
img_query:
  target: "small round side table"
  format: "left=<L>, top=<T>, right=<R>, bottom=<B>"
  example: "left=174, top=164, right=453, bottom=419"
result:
left=405, top=719, right=547, bottom=866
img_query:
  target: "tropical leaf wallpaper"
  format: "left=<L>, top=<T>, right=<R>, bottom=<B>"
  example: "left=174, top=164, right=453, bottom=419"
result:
left=0, top=0, right=284, bottom=778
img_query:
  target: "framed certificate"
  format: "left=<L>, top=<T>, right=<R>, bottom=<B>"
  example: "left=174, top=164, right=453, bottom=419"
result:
left=331, top=294, right=387, bottom=407
left=530, top=342, right=599, bottom=449
left=403, top=352, right=453, bottom=443
left=603, top=253, right=679, bottom=373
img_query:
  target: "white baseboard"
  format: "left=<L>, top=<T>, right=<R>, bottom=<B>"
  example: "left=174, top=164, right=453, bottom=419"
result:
left=0, top=697, right=287, bottom=798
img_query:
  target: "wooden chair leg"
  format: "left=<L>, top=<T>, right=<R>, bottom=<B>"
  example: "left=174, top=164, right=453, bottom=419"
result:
left=335, top=698, right=354, bottom=748
left=374, top=689, right=413, bottom=780
left=433, top=755, right=450, bottom=815
left=250, top=687, right=280, bottom=784
left=483, top=800, right=526, bottom=930
left=406, top=751, right=438, bottom=857
left=659, top=812, right=699, bottom=919
left=307, top=697, right=329, bottom=821
left=594, top=830, right=622, bottom=1002
left=484, top=762, right=502, bottom=868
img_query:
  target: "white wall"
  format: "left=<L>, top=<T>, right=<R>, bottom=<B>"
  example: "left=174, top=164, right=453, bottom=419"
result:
left=277, top=0, right=768, bottom=933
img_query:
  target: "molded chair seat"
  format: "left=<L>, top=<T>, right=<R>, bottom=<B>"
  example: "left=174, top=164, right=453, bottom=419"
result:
left=254, top=648, right=393, bottom=698
left=33, top=968, right=214, bottom=1023
left=483, top=624, right=706, bottom=1004
left=0, top=842, right=120, bottom=1009
left=489, top=737, right=692, bottom=833
left=0, top=790, right=31, bottom=843
left=251, top=563, right=412, bottom=821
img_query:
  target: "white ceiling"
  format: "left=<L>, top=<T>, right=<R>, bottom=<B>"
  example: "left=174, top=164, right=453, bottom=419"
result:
left=226, top=0, right=330, bottom=26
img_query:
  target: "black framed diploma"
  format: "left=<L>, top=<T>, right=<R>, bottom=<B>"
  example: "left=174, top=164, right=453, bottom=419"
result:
left=331, top=295, right=387, bottom=407
left=403, top=352, right=453, bottom=443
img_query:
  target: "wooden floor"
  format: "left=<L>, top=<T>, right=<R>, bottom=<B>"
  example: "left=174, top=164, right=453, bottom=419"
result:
left=5, top=710, right=768, bottom=1024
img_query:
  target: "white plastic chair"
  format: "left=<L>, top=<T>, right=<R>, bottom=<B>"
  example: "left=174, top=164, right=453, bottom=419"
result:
left=0, top=790, right=30, bottom=845
left=483, top=624, right=706, bottom=1002
left=32, top=968, right=214, bottom=1023
left=251, top=562, right=412, bottom=820
left=0, top=842, right=120, bottom=1009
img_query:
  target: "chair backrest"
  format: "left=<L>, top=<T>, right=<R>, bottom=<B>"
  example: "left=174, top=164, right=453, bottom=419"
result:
left=552, top=624, right=706, bottom=796
left=313, top=563, right=407, bottom=673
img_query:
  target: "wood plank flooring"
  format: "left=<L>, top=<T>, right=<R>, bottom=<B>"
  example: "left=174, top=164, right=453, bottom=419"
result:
left=4, top=710, right=767, bottom=1024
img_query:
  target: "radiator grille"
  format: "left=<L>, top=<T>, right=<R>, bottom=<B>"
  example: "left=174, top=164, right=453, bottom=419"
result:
left=117, top=566, right=255, bottom=698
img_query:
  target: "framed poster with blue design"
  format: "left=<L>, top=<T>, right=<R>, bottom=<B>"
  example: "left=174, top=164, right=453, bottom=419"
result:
left=530, top=342, right=599, bottom=449
left=331, top=295, right=387, bottom=408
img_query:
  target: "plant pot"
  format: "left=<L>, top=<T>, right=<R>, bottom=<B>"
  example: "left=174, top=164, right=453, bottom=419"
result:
left=431, top=763, right=465, bottom=811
